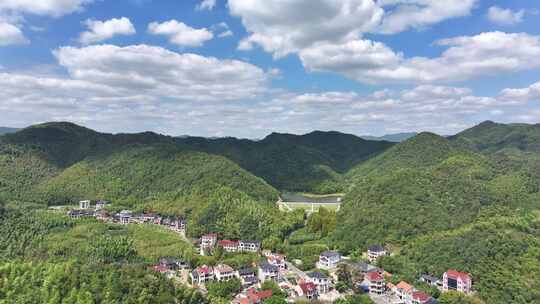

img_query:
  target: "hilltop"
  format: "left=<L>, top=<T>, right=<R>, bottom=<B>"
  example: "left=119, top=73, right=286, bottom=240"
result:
left=334, top=129, right=539, bottom=251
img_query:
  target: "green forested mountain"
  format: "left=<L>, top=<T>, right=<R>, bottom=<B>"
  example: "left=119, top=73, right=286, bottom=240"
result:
left=379, top=210, right=540, bottom=304
left=334, top=131, right=539, bottom=251
left=450, top=120, right=540, bottom=153
left=177, top=130, right=393, bottom=193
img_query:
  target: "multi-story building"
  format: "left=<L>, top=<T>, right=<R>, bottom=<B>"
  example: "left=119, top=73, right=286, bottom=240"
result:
left=317, top=251, right=341, bottom=269
left=367, top=272, right=385, bottom=295
left=218, top=240, right=239, bottom=253
left=214, top=264, right=236, bottom=282
left=200, top=233, right=218, bottom=254
left=258, top=262, right=279, bottom=282
left=267, top=253, right=287, bottom=270
left=239, top=240, right=261, bottom=253
left=191, top=265, right=214, bottom=285
left=367, top=244, right=387, bottom=262
left=297, top=282, right=318, bottom=300
left=443, top=269, right=472, bottom=294
left=307, top=272, right=330, bottom=294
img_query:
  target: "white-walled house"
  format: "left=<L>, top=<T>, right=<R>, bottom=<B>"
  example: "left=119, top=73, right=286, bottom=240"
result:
left=317, top=251, right=341, bottom=269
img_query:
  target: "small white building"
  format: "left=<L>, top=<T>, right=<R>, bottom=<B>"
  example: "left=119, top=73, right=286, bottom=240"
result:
left=317, top=251, right=341, bottom=269
left=238, top=240, right=261, bottom=253
left=307, top=272, right=330, bottom=294
left=119, top=210, right=132, bottom=225
left=258, top=262, right=279, bottom=282
left=79, top=200, right=91, bottom=210
left=367, top=244, right=387, bottom=262
left=267, top=253, right=287, bottom=270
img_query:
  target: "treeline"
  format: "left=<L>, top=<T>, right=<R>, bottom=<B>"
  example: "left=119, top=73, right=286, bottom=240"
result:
left=0, top=261, right=203, bottom=304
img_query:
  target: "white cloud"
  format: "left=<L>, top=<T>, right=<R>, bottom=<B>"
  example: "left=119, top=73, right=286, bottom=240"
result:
left=196, top=0, right=216, bottom=11
left=300, top=31, right=540, bottom=84
left=79, top=17, right=136, bottom=45
left=377, top=0, right=478, bottom=34
left=0, top=21, right=28, bottom=45
left=229, top=0, right=384, bottom=58
left=229, top=0, right=478, bottom=58
left=0, top=0, right=94, bottom=17
left=487, top=6, right=525, bottom=25
left=148, top=20, right=213, bottom=47
left=53, top=44, right=268, bottom=101
left=499, top=81, right=540, bottom=103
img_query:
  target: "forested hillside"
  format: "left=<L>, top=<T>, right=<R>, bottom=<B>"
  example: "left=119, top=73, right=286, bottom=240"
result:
left=335, top=131, right=539, bottom=251
left=177, top=130, right=393, bottom=193
left=379, top=209, right=540, bottom=304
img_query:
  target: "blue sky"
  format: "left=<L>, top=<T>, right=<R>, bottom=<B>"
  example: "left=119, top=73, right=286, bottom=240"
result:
left=0, top=0, right=539, bottom=137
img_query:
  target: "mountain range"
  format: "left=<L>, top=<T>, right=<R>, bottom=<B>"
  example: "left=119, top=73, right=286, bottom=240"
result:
left=1, top=120, right=539, bottom=304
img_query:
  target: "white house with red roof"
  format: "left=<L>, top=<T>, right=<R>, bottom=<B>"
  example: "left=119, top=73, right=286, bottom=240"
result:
left=297, top=281, right=318, bottom=300
left=218, top=240, right=239, bottom=253
left=394, top=281, right=414, bottom=303
left=412, top=291, right=436, bottom=304
left=236, top=288, right=273, bottom=304
left=190, top=265, right=214, bottom=285
left=367, top=271, right=385, bottom=295
left=443, top=269, right=472, bottom=294
left=267, top=253, right=287, bottom=270
left=214, top=264, right=236, bottom=282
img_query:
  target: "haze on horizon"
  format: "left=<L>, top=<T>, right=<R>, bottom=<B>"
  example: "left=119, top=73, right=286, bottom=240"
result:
left=1, top=0, right=540, bottom=138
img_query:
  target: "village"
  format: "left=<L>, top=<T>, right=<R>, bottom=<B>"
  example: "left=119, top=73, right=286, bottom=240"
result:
left=65, top=200, right=475, bottom=304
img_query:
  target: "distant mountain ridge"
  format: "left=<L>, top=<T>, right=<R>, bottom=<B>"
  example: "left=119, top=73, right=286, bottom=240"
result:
left=361, top=132, right=418, bottom=142
left=0, top=127, right=19, bottom=135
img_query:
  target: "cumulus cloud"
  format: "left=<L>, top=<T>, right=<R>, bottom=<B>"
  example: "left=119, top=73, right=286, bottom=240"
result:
left=499, top=81, right=540, bottom=103
left=79, top=17, right=136, bottom=44
left=0, top=0, right=95, bottom=17
left=487, top=6, right=525, bottom=25
left=0, top=0, right=95, bottom=46
left=53, top=44, right=268, bottom=101
left=0, top=21, right=28, bottom=45
left=148, top=20, right=213, bottom=47
left=229, top=0, right=384, bottom=58
left=300, top=31, right=540, bottom=84
left=196, top=0, right=216, bottom=11
left=377, top=0, right=478, bottom=34
left=1, top=61, right=539, bottom=137
left=228, top=0, right=478, bottom=58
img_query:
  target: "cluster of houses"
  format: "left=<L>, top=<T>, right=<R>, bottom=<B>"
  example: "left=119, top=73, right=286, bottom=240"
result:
left=66, top=201, right=474, bottom=303
left=66, top=200, right=187, bottom=235
left=354, top=245, right=473, bottom=304
left=199, top=233, right=262, bottom=256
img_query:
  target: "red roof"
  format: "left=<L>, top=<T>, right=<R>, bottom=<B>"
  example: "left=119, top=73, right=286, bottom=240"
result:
left=202, top=233, right=218, bottom=239
left=367, top=271, right=384, bottom=281
left=446, top=269, right=471, bottom=282
left=218, top=240, right=239, bottom=247
left=214, top=264, right=234, bottom=273
left=152, top=265, right=168, bottom=273
left=196, top=265, right=213, bottom=274
left=299, top=282, right=317, bottom=293
left=241, top=288, right=273, bottom=304
left=412, top=291, right=432, bottom=303
left=396, top=281, right=413, bottom=293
